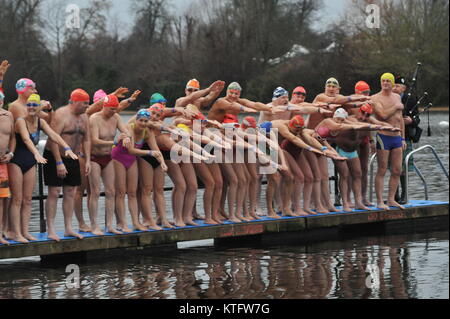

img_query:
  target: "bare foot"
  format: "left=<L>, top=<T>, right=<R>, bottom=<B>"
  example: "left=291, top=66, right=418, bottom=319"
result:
left=90, top=228, right=105, bottom=236
left=147, top=224, right=163, bottom=231
left=249, top=213, right=261, bottom=220
left=228, top=216, right=242, bottom=223
left=175, top=219, right=186, bottom=228
left=134, top=224, right=148, bottom=232
left=349, top=202, right=355, bottom=208
left=387, top=201, right=405, bottom=210
left=267, top=211, right=282, bottom=219
left=184, top=219, right=199, bottom=226
left=328, top=206, right=342, bottom=213
left=47, top=233, right=61, bottom=242
left=204, top=219, right=219, bottom=225
left=355, top=204, right=372, bottom=211
left=363, top=200, right=374, bottom=207
left=65, top=231, right=84, bottom=240
left=305, top=208, right=319, bottom=215
left=296, top=211, right=310, bottom=217
left=79, top=224, right=92, bottom=233
left=0, top=237, right=9, bottom=245
left=377, top=203, right=390, bottom=210
left=255, top=208, right=264, bottom=216
left=282, top=208, right=296, bottom=217
left=161, top=221, right=175, bottom=229
left=193, top=214, right=205, bottom=221
left=236, top=214, right=250, bottom=222
left=342, top=205, right=353, bottom=212
left=121, top=227, right=134, bottom=233
left=11, top=235, right=29, bottom=244
left=23, top=233, right=38, bottom=242
left=107, top=228, right=123, bottom=235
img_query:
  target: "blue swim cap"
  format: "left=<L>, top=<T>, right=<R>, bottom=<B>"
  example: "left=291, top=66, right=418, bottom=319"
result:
left=259, top=121, right=273, bottom=134
left=273, top=87, right=289, bottom=101
left=136, top=109, right=151, bottom=120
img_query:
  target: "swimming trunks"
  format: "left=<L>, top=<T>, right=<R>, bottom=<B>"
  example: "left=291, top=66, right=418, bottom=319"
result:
left=91, top=154, right=113, bottom=170
left=336, top=146, right=359, bottom=160
left=43, top=149, right=81, bottom=187
left=0, top=164, right=10, bottom=198
left=10, top=118, right=41, bottom=174
left=376, top=134, right=403, bottom=151
left=141, top=144, right=161, bottom=169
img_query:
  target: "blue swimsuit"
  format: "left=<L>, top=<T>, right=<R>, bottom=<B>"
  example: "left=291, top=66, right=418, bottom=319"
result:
left=10, top=118, right=41, bottom=174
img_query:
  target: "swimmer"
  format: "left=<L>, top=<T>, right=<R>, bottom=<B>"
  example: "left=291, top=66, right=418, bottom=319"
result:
left=8, top=94, right=78, bottom=243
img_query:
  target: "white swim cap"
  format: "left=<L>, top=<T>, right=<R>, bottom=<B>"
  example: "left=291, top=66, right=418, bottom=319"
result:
left=334, top=108, right=348, bottom=119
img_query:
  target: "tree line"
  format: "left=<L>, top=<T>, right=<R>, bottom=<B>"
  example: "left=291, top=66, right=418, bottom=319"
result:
left=0, top=0, right=448, bottom=108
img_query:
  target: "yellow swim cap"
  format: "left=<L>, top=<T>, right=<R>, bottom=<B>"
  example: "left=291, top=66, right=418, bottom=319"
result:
left=177, top=124, right=192, bottom=133
left=381, top=73, right=395, bottom=87
left=27, top=94, right=41, bottom=105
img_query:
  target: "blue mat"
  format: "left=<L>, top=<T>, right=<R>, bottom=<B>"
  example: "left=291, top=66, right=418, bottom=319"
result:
left=1, top=200, right=448, bottom=246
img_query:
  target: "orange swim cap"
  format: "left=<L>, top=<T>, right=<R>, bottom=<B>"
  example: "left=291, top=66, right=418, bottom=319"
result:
left=186, top=79, right=200, bottom=90
left=148, top=103, right=164, bottom=114
left=103, top=94, right=119, bottom=108
left=359, top=103, right=373, bottom=115
left=70, top=89, right=90, bottom=103
left=289, top=115, right=305, bottom=130
left=293, top=86, right=306, bottom=95
left=355, top=81, right=370, bottom=94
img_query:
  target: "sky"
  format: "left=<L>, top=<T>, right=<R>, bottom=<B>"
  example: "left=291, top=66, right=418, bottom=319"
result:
left=45, top=0, right=349, bottom=37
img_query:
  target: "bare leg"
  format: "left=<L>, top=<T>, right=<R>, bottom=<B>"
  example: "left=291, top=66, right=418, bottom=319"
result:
left=180, top=163, right=198, bottom=226
left=280, top=151, right=297, bottom=217
left=266, top=173, right=282, bottom=219
left=304, top=151, right=329, bottom=214
left=255, top=173, right=264, bottom=216
left=102, top=161, right=122, bottom=234
left=195, top=163, right=218, bottom=225
left=46, top=186, right=62, bottom=241
left=358, top=143, right=373, bottom=206
left=88, top=162, right=105, bottom=236
left=318, top=156, right=341, bottom=212
left=138, top=159, right=161, bottom=231
left=75, top=157, right=91, bottom=232
left=348, top=157, right=371, bottom=211
left=386, top=148, right=405, bottom=210
left=246, top=163, right=261, bottom=220
left=153, top=165, right=174, bottom=229
left=114, top=160, right=133, bottom=233
left=375, top=149, right=391, bottom=210
left=20, top=167, right=38, bottom=241
left=0, top=200, right=9, bottom=245
left=335, top=160, right=352, bottom=212
left=207, top=163, right=224, bottom=224
left=62, top=186, right=83, bottom=239
left=234, top=164, right=250, bottom=221
left=296, top=152, right=315, bottom=216
left=221, top=163, right=241, bottom=223
left=166, top=161, right=187, bottom=227
left=126, top=162, right=147, bottom=231
left=7, top=164, right=28, bottom=243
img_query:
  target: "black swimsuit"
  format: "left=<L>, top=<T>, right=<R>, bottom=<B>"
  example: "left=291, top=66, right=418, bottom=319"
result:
left=10, top=118, right=41, bottom=174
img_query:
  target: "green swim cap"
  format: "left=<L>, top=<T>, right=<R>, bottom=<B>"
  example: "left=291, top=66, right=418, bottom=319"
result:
left=150, top=93, right=167, bottom=105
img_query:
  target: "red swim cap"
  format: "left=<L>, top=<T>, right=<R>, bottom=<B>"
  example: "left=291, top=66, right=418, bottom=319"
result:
left=355, top=81, right=370, bottom=94
left=289, top=115, right=305, bottom=130
left=293, top=86, right=306, bottom=95
left=359, top=103, right=373, bottom=115
left=103, top=94, right=119, bottom=108
left=70, top=89, right=90, bottom=103
left=148, top=103, right=164, bottom=114
left=242, top=116, right=257, bottom=129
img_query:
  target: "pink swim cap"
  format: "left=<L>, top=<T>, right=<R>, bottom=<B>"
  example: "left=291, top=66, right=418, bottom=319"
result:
left=16, top=78, right=36, bottom=94
left=94, top=89, right=107, bottom=103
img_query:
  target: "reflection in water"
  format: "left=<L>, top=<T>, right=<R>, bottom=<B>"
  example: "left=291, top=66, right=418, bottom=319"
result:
left=0, top=231, right=448, bottom=299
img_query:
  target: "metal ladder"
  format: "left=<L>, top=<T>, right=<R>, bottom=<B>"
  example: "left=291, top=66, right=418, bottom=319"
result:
left=369, top=145, right=449, bottom=204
